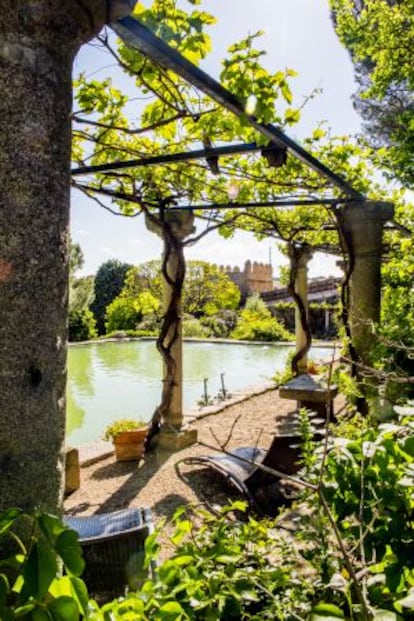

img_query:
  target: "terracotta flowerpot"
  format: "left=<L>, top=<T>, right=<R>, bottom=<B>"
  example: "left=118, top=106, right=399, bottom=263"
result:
left=113, top=427, right=148, bottom=462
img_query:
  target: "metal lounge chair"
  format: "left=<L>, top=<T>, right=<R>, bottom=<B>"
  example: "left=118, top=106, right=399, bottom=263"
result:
left=64, top=507, right=154, bottom=600
left=182, top=412, right=325, bottom=514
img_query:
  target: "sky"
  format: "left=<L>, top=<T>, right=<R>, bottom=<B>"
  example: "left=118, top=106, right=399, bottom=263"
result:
left=71, top=0, right=361, bottom=279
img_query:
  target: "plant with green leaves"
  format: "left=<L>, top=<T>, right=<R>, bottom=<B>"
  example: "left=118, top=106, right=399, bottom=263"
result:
left=231, top=294, right=292, bottom=342
left=292, top=409, right=414, bottom=619
left=0, top=508, right=88, bottom=620
left=103, top=418, right=148, bottom=442
left=329, top=0, right=414, bottom=188
left=105, top=290, right=160, bottom=334
left=90, top=502, right=315, bottom=621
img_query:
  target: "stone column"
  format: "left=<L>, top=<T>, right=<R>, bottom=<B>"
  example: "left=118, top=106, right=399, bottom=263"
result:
left=161, top=234, right=184, bottom=429
left=0, top=0, right=135, bottom=516
left=146, top=211, right=197, bottom=451
left=341, top=201, right=394, bottom=365
left=290, top=244, right=313, bottom=374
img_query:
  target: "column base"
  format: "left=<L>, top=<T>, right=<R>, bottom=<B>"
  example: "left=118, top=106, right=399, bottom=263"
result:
left=156, top=425, right=198, bottom=452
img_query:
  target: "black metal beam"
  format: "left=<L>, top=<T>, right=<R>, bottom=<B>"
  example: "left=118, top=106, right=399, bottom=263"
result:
left=111, top=16, right=365, bottom=201
left=71, top=141, right=260, bottom=176
left=166, top=197, right=354, bottom=211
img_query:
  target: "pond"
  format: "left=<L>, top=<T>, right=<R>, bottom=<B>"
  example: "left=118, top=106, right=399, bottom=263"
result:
left=67, top=339, right=333, bottom=446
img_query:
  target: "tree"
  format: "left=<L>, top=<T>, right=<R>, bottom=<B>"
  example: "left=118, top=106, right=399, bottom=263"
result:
left=329, top=0, right=414, bottom=187
left=105, top=290, right=160, bottom=333
left=90, top=259, right=132, bottom=335
left=120, top=261, right=163, bottom=306
left=231, top=294, right=292, bottom=342
left=0, top=0, right=134, bottom=515
left=69, top=242, right=84, bottom=275
left=183, top=261, right=241, bottom=317
left=120, top=260, right=240, bottom=318
left=69, top=244, right=97, bottom=341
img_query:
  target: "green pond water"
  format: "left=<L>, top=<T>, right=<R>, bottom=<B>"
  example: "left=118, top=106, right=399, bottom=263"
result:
left=67, top=339, right=332, bottom=446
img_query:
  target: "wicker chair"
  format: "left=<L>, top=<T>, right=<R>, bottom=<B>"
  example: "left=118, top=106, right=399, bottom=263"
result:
left=64, top=507, right=154, bottom=600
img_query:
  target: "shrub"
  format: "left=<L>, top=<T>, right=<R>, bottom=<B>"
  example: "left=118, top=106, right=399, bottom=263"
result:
left=231, top=295, right=293, bottom=342
left=201, top=309, right=239, bottom=338
left=182, top=315, right=209, bottom=338
left=68, top=308, right=97, bottom=342
left=231, top=310, right=292, bottom=342
left=96, top=502, right=313, bottom=620
left=105, top=291, right=160, bottom=334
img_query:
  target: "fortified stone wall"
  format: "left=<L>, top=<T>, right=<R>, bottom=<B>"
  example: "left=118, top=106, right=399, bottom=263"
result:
left=220, top=260, right=273, bottom=297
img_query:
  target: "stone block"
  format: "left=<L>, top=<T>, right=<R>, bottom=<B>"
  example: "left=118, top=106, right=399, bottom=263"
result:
left=279, top=373, right=338, bottom=403
left=156, top=426, right=198, bottom=453
left=65, top=446, right=80, bottom=495
left=279, top=373, right=338, bottom=419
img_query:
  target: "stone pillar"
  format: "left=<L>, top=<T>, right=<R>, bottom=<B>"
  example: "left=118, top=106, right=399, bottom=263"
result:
left=145, top=211, right=197, bottom=451
left=290, top=244, right=313, bottom=374
left=161, top=236, right=184, bottom=429
left=341, top=201, right=394, bottom=365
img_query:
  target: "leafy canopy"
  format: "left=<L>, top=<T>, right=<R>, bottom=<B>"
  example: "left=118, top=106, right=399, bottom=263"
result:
left=330, top=0, right=414, bottom=187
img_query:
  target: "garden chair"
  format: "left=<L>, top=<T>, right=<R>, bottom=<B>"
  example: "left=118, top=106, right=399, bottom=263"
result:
left=182, top=412, right=325, bottom=514
left=64, top=507, right=154, bottom=600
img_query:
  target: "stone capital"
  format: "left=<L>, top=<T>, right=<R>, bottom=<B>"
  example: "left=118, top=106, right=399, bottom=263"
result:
left=341, top=201, right=394, bottom=259
left=342, top=200, right=394, bottom=227
left=289, top=242, right=313, bottom=270
left=145, top=210, right=195, bottom=241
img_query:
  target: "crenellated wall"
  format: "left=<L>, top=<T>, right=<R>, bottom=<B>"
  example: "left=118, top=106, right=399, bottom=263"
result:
left=219, top=260, right=273, bottom=297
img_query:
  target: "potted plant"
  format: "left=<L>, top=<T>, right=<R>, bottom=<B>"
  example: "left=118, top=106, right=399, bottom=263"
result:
left=103, top=418, right=149, bottom=462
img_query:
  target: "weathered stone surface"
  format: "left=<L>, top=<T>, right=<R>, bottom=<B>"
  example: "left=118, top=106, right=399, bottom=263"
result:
left=0, top=0, right=136, bottom=514
left=279, top=374, right=338, bottom=419
left=341, top=201, right=394, bottom=365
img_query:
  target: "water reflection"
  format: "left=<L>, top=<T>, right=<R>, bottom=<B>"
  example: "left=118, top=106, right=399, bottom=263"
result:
left=66, top=390, right=85, bottom=437
left=67, top=340, right=332, bottom=446
left=93, top=340, right=161, bottom=378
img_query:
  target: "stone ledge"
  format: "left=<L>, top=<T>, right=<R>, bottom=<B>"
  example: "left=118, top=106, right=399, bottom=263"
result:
left=279, top=374, right=338, bottom=403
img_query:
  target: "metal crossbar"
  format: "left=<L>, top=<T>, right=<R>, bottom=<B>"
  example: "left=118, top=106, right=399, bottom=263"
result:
left=111, top=15, right=365, bottom=201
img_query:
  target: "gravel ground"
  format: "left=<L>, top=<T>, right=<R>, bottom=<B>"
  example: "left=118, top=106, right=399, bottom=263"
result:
left=64, top=387, right=298, bottom=558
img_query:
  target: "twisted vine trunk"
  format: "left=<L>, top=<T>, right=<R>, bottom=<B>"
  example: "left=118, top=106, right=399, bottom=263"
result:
left=288, top=244, right=312, bottom=376
left=0, top=0, right=134, bottom=514
left=146, top=224, right=186, bottom=449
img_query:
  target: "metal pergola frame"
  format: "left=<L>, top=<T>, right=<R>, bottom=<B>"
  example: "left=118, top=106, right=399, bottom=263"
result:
left=108, top=15, right=365, bottom=202
left=72, top=13, right=367, bottom=210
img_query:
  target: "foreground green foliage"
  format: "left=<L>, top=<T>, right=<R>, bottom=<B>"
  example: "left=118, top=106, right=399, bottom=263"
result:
left=90, top=406, right=414, bottom=619
left=92, top=503, right=311, bottom=621
left=0, top=509, right=87, bottom=620
left=1, top=406, right=413, bottom=619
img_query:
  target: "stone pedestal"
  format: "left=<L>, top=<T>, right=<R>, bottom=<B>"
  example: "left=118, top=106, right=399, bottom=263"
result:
left=279, top=374, right=338, bottom=419
left=64, top=446, right=80, bottom=496
left=156, top=425, right=198, bottom=452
